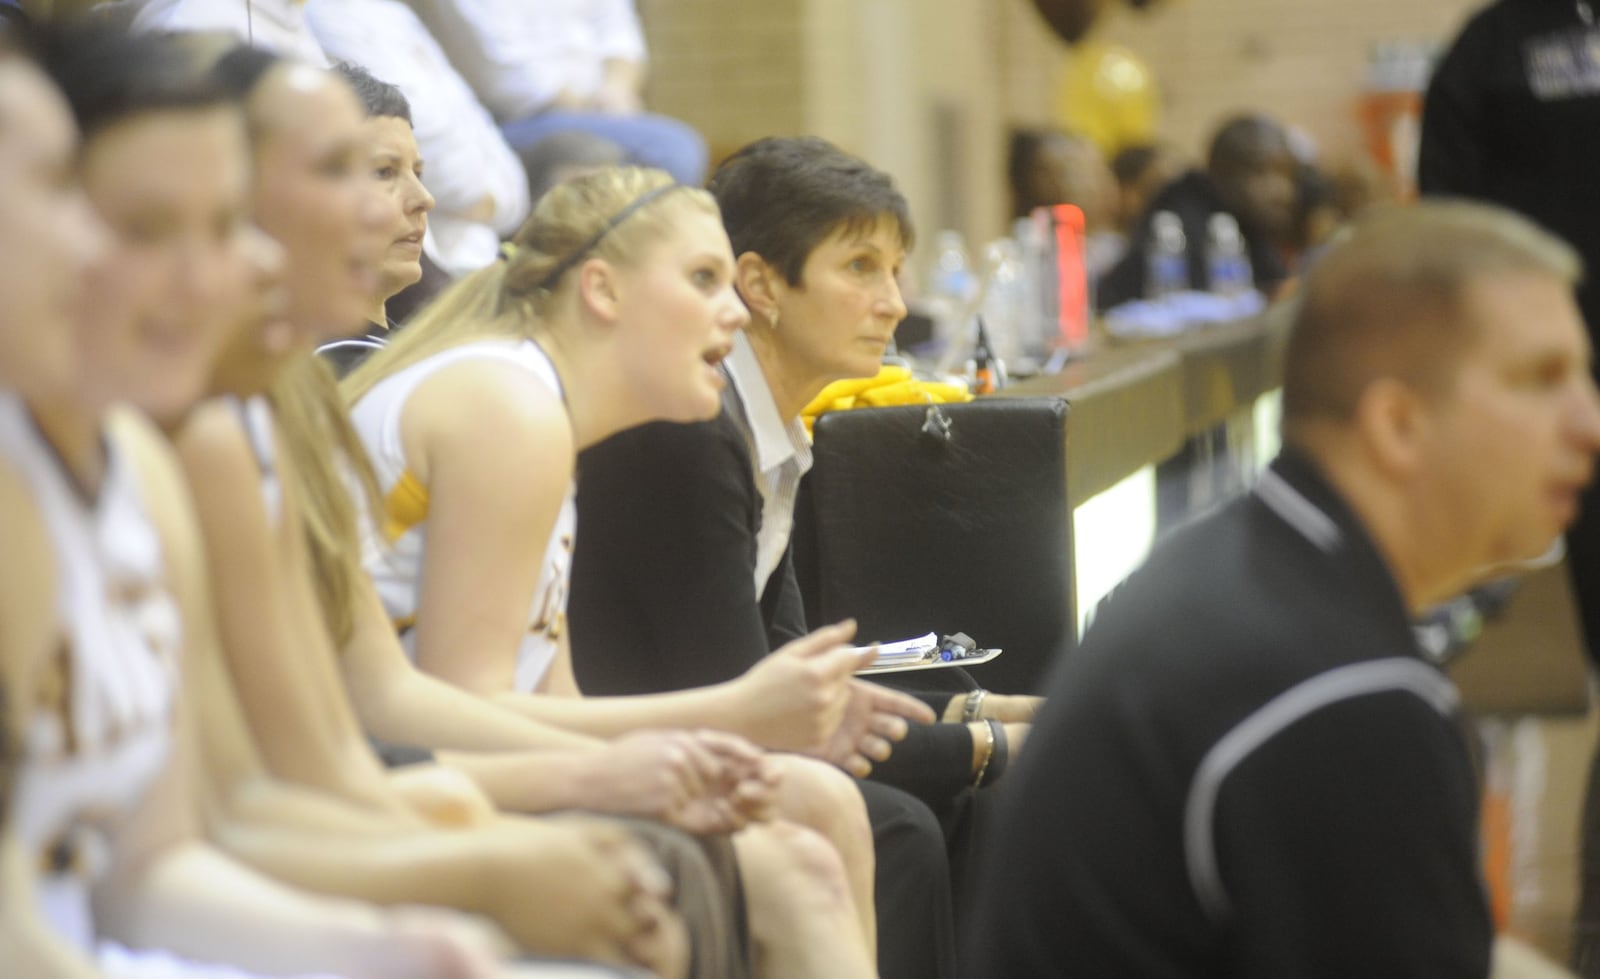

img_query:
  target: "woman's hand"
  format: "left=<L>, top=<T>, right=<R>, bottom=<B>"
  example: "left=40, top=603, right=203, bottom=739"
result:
left=729, top=623, right=940, bottom=775
left=818, top=679, right=937, bottom=777
left=727, top=621, right=864, bottom=756
left=574, top=729, right=776, bottom=834
left=480, top=817, right=686, bottom=977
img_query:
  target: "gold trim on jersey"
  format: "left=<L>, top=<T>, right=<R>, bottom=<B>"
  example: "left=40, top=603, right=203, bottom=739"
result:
left=382, top=469, right=429, bottom=543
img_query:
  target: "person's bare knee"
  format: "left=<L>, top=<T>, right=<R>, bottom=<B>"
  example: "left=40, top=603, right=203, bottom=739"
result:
left=734, top=822, right=873, bottom=979
left=765, top=756, right=871, bottom=868
left=734, top=821, right=853, bottom=914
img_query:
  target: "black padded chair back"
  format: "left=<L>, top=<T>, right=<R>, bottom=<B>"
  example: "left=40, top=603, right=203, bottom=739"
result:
left=792, top=397, right=1073, bottom=694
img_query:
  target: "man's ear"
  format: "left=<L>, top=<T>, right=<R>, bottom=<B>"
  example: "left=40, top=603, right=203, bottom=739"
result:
left=734, top=252, right=784, bottom=325
left=1353, top=377, right=1431, bottom=478
left=575, top=257, right=622, bottom=323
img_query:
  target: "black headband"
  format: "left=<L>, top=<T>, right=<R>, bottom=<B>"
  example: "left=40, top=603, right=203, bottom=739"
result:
left=534, top=184, right=679, bottom=291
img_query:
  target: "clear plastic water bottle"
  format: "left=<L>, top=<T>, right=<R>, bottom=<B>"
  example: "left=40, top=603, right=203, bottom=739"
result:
left=1145, top=210, right=1188, bottom=301
left=926, top=230, right=978, bottom=352
left=1011, top=216, right=1050, bottom=360
left=979, top=238, right=1028, bottom=365
left=1205, top=212, right=1253, bottom=297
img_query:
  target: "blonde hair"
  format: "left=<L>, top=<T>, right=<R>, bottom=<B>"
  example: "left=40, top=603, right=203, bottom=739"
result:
left=270, top=355, right=385, bottom=646
left=343, top=166, right=719, bottom=406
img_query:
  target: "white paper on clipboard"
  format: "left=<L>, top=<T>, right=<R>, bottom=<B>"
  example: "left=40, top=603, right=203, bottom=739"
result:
left=851, top=632, right=1004, bottom=675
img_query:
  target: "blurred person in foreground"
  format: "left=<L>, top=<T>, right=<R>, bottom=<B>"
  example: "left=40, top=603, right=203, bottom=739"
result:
left=963, top=201, right=1600, bottom=978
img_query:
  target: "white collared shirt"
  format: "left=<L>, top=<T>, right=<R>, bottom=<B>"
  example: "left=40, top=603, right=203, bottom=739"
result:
left=724, top=332, right=813, bottom=595
left=125, top=0, right=330, bottom=67
left=407, top=0, right=648, bottom=121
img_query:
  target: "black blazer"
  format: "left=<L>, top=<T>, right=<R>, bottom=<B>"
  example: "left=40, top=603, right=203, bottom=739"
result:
left=569, top=403, right=977, bottom=804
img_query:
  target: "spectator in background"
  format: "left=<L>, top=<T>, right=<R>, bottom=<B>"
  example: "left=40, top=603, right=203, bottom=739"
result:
left=1007, top=126, right=1125, bottom=280
left=127, top=0, right=531, bottom=279
left=1419, top=2, right=1600, bottom=972
left=306, top=0, right=530, bottom=277
left=1008, top=127, right=1115, bottom=223
left=408, top=0, right=708, bottom=186
left=522, top=129, right=625, bottom=204
left=1097, top=114, right=1294, bottom=310
left=122, top=0, right=328, bottom=65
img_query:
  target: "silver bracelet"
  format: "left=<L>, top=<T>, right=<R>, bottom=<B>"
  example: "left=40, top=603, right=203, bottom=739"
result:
left=962, top=689, right=989, bottom=723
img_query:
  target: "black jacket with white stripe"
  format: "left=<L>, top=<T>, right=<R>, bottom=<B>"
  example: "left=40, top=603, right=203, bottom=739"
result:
left=961, top=450, right=1491, bottom=978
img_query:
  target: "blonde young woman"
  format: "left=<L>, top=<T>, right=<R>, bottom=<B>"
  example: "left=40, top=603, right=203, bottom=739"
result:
left=8, top=26, right=519, bottom=979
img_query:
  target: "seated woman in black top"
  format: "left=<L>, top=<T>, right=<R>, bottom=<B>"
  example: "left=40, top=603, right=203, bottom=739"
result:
left=568, top=140, right=1041, bottom=974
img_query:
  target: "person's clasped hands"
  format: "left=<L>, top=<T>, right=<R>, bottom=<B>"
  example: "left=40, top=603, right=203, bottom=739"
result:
left=576, top=728, right=780, bottom=834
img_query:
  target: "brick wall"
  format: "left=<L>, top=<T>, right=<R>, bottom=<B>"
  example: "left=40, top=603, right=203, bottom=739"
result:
left=640, top=0, right=1494, bottom=249
left=637, top=0, right=806, bottom=153
left=642, top=0, right=1012, bottom=249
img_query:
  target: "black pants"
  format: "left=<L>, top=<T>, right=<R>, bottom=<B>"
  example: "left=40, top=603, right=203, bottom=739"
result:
left=860, top=779, right=958, bottom=979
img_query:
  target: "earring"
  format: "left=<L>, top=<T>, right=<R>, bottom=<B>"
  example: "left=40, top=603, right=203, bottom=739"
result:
left=767, top=309, right=780, bottom=331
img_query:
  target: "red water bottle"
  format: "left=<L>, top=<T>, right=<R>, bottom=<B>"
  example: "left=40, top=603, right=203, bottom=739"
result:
left=1050, top=204, right=1089, bottom=351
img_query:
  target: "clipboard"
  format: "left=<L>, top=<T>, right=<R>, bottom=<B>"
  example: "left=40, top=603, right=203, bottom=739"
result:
left=851, top=632, right=1004, bottom=675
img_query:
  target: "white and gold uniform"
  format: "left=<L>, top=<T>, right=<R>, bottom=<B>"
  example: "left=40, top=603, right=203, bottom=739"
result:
left=0, top=393, right=341, bottom=979
left=350, top=339, right=575, bottom=692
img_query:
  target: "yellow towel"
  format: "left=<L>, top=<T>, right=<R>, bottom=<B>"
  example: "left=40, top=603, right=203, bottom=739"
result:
left=801, top=366, right=973, bottom=433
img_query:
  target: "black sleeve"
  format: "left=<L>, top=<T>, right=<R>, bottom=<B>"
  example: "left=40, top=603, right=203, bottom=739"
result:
left=1211, top=692, right=1492, bottom=978
left=570, top=414, right=775, bottom=694
left=868, top=719, right=976, bottom=802
left=1417, top=14, right=1491, bottom=198
left=759, top=541, right=808, bottom=649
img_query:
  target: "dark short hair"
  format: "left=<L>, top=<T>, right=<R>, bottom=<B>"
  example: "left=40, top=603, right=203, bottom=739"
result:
left=1111, top=144, right=1159, bottom=187
left=1206, top=113, right=1290, bottom=176
left=707, top=136, right=913, bottom=286
left=39, top=23, right=229, bottom=138
left=1007, top=127, right=1051, bottom=201
left=1282, top=201, right=1581, bottom=431
left=333, top=60, right=412, bottom=124
left=210, top=43, right=284, bottom=102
